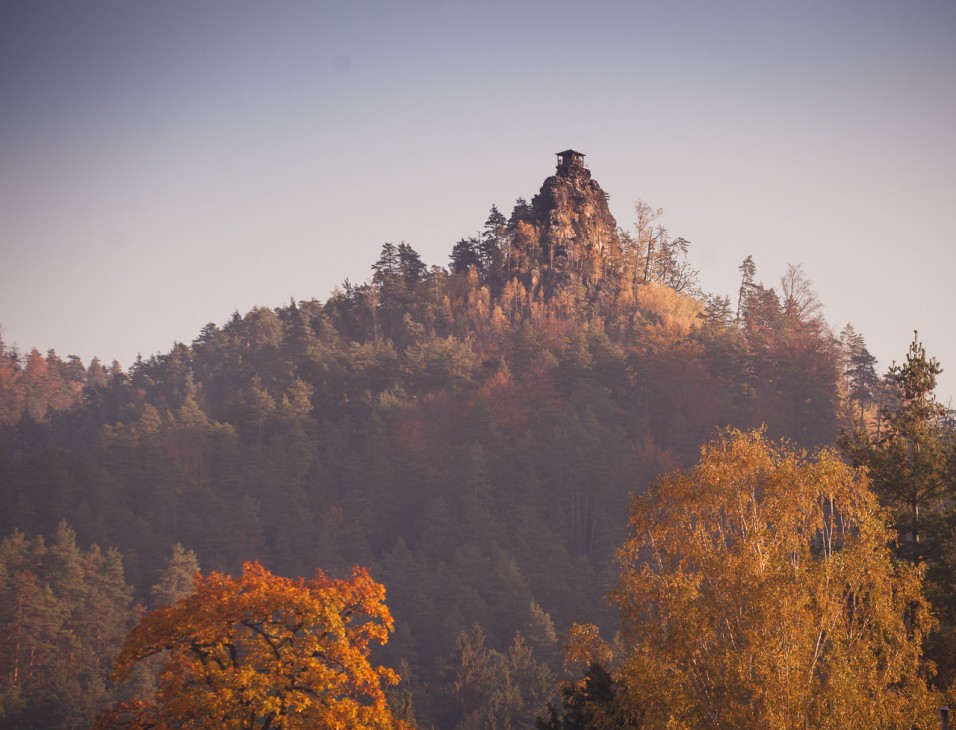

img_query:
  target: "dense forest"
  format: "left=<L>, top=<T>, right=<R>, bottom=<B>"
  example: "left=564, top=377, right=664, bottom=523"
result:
left=2, top=155, right=954, bottom=728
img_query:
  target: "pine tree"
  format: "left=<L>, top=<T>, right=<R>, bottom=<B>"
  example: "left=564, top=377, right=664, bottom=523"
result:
left=0, top=526, right=135, bottom=729
left=841, top=333, right=954, bottom=549
left=480, top=205, right=508, bottom=280
left=736, top=254, right=756, bottom=321
left=150, top=543, right=199, bottom=607
left=450, top=237, right=482, bottom=275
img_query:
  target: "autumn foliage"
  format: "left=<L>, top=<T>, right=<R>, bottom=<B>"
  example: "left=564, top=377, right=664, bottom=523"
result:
left=5, top=185, right=953, bottom=724
left=96, top=562, right=405, bottom=730
left=610, top=430, right=938, bottom=728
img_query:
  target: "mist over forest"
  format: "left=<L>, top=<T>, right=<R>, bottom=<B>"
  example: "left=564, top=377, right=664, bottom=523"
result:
left=2, top=155, right=955, bottom=728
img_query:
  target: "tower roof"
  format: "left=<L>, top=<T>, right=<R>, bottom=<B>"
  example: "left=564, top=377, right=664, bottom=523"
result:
left=556, top=149, right=585, bottom=158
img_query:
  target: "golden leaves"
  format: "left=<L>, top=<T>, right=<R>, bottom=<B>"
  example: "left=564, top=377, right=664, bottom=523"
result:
left=98, top=562, right=406, bottom=730
left=612, top=429, right=938, bottom=728
left=563, top=622, right=613, bottom=674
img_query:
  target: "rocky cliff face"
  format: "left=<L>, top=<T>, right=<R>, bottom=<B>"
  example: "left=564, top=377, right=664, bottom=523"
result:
left=509, top=152, right=621, bottom=287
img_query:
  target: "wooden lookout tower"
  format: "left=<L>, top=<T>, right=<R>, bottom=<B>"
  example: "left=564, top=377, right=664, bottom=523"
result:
left=556, top=149, right=587, bottom=172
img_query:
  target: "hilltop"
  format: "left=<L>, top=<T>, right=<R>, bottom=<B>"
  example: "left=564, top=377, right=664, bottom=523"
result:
left=0, top=150, right=895, bottom=727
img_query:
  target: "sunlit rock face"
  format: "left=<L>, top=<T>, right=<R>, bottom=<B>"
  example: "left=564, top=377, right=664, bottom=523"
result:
left=511, top=150, right=621, bottom=283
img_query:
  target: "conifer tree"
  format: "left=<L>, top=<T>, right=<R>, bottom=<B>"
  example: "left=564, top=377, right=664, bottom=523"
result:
left=150, top=543, right=199, bottom=607
left=450, top=237, right=482, bottom=275
left=840, top=333, right=954, bottom=549
left=0, top=526, right=135, bottom=729
left=480, top=205, right=508, bottom=280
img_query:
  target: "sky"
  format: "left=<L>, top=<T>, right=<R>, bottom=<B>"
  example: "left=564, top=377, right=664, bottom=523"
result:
left=2, top=0, right=955, bottom=402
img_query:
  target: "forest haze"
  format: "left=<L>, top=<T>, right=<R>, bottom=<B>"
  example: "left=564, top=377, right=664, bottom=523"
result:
left=2, top=157, right=954, bottom=728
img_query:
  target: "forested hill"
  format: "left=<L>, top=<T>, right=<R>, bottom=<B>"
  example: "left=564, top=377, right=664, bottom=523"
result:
left=0, top=153, right=889, bottom=727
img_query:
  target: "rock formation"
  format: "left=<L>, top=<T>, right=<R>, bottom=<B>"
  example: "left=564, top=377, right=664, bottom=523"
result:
left=509, top=150, right=621, bottom=290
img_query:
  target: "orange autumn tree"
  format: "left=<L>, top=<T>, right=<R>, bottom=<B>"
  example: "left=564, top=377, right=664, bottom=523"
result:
left=96, top=562, right=406, bottom=730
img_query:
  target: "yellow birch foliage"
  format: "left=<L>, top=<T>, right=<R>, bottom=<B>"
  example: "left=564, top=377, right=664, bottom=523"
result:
left=634, top=283, right=703, bottom=340
left=96, top=562, right=406, bottom=730
left=563, top=622, right=614, bottom=674
left=613, top=429, right=937, bottom=729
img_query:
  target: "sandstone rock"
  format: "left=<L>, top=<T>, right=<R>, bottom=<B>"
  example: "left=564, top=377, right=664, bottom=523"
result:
left=510, top=150, right=621, bottom=286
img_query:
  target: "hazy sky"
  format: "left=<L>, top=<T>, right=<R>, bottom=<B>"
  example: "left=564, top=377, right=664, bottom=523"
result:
left=2, top=1, right=954, bottom=402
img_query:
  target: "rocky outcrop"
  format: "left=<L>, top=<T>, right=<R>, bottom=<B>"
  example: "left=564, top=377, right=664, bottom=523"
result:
left=509, top=151, right=621, bottom=286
